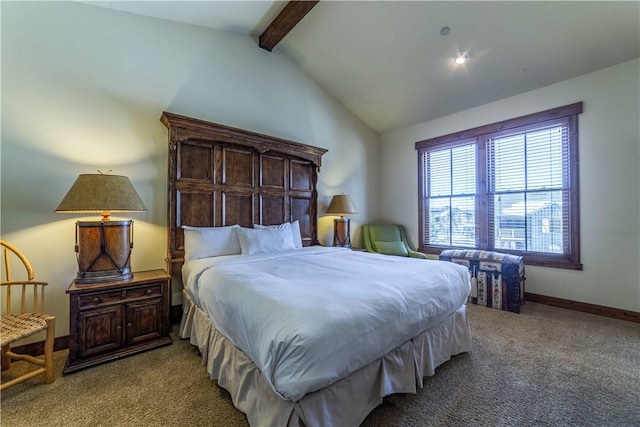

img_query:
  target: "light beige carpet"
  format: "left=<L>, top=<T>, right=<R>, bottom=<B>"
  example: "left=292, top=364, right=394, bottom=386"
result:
left=2, top=302, right=639, bottom=427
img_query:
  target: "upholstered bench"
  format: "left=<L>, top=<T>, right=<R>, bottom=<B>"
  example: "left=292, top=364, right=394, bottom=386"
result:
left=439, top=249, right=525, bottom=313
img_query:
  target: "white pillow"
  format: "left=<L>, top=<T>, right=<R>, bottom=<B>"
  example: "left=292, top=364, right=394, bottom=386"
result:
left=254, top=220, right=303, bottom=248
left=236, top=226, right=297, bottom=255
left=182, top=225, right=241, bottom=262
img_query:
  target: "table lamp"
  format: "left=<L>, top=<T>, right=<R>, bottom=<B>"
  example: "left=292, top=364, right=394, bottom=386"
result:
left=55, top=171, right=147, bottom=284
left=326, top=194, right=357, bottom=248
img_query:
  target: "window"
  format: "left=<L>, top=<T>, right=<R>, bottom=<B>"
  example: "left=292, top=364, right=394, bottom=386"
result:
left=416, top=103, right=582, bottom=270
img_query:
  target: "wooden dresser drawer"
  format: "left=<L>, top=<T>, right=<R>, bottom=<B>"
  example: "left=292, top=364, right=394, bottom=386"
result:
left=78, top=283, right=162, bottom=309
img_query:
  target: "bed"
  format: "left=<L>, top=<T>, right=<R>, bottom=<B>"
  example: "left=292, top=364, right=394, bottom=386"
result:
left=161, top=112, right=473, bottom=426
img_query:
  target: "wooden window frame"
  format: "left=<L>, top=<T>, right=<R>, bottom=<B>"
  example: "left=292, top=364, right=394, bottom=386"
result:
left=416, top=102, right=583, bottom=270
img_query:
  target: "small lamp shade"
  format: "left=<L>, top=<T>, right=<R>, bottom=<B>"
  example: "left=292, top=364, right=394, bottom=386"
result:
left=326, top=194, right=357, bottom=248
left=326, top=194, right=357, bottom=218
left=56, top=173, right=147, bottom=284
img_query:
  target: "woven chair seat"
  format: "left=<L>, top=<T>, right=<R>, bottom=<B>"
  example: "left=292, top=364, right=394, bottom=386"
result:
left=1, top=313, right=51, bottom=347
left=1, top=240, right=55, bottom=389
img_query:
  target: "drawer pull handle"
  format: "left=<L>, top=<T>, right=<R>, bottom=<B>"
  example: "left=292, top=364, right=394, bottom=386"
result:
left=121, top=290, right=127, bottom=297
left=117, top=325, right=121, bottom=330
left=93, top=297, right=100, bottom=304
left=146, top=289, right=152, bottom=294
left=127, top=323, right=132, bottom=328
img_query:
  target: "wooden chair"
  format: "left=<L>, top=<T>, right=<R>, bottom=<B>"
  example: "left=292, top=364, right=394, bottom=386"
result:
left=1, top=240, right=55, bottom=390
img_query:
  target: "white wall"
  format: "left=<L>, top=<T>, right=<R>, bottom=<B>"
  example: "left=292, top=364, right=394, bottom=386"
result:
left=381, top=59, right=640, bottom=313
left=1, top=2, right=380, bottom=338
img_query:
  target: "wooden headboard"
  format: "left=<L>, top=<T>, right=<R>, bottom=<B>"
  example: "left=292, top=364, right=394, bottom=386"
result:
left=161, top=112, right=328, bottom=275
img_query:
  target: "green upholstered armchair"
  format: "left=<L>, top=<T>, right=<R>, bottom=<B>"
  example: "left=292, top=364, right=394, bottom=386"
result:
left=362, top=224, right=427, bottom=259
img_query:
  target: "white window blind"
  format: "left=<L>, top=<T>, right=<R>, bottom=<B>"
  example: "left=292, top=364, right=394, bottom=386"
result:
left=488, top=121, right=570, bottom=254
left=424, top=143, right=476, bottom=247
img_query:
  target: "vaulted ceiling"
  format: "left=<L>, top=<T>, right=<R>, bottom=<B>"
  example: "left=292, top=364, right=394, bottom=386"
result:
left=84, top=1, right=640, bottom=134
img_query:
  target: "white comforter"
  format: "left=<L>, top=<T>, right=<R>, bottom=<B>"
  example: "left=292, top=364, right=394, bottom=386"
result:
left=183, top=246, right=470, bottom=401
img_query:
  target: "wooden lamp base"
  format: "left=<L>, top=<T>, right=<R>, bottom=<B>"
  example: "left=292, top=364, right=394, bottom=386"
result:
left=332, top=218, right=351, bottom=248
left=75, top=220, right=134, bottom=284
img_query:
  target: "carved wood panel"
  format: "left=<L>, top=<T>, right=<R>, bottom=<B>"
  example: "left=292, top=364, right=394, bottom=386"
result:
left=178, top=141, right=213, bottom=181
left=260, top=195, right=286, bottom=225
left=261, top=154, right=286, bottom=189
left=79, top=305, right=123, bottom=357
left=291, top=159, right=312, bottom=192
left=222, top=147, right=254, bottom=187
left=126, top=298, right=162, bottom=345
left=162, top=112, right=327, bottom=274
left=222, top=192, right=254, bottom=227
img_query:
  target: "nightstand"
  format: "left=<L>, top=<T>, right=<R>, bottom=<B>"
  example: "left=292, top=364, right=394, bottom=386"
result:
left=63, top=269, right=172, bottom=374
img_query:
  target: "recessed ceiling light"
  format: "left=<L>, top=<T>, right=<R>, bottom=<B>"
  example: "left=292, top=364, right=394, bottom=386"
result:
left=454, top=52, right=469, bottom=64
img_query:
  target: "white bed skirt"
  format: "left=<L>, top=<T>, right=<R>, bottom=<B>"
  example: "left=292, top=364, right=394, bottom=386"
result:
left=179, top=290, right=472, bottom=427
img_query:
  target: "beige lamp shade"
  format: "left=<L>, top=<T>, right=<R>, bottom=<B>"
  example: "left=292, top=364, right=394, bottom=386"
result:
left=326, top=194, right=357, bottom=217
left=55, top=174, right=147, bottom=220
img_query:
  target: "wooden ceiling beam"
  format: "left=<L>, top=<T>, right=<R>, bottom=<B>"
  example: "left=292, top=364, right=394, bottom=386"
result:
left=259, top=0, right=319, bottom=52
